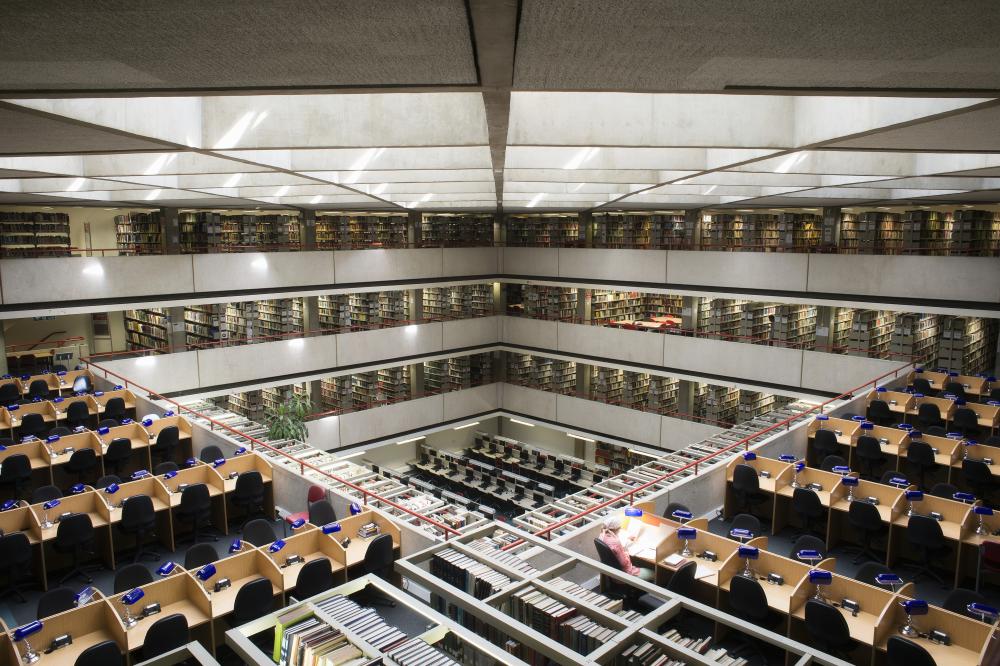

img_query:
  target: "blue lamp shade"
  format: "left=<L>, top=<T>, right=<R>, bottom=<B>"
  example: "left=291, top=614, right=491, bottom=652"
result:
left=75, top=586, right=96, bottom=604
left=141, top=418, right=154, bottom=427
left=228, top=539, right=243, bottom=553
left=289, top=518, right=307, bottom=530
left=349, top=502, right=362, bottom=516
left=114, top=384, right=124, bottom=390
left=97, top=426, right=110, bottom=435
left=955, top=398, right=967, bottom=406
left=889, top=476, right=909, bottom=487
left=860, top=422, right=874, bottom=430
left=742, top=452, right=757, bottom=461
left=948, top=371, right=959, bottom=377
left=13, top=621, right=43, bottom=641
left=321, top=522, right=342, bottom=535
left=121, top=588, right=145, bottom=606
left=815, top=415, right=829, bottom=421
left=0, top=444, right=6, bottom=452
left=876, top=573, right=902, bottom=586
left=677, top=527, right=697, bottom=539
left=875, top=386, right=887, bottom=392
left=268, top=539, right=287, bottom=554
left=897, top=423, right=914, bottom=431
left=131, top=469, right=149, bottom=479
left=797, top=549, right=821, bottom=560
left=672, top=509, right=693, bottom=521
left=851, top=415, right=867, bottom=422
left=952, top=492, right=976, bottom=503
left=69, top=483, right=86, bottom=494
left=808, top=569, right=833, bottom=584
left=946, top=432, right=964, bottom=440
left=163, top=470, right=178, bottom=480
left=156, top=562, right=177, bottom=576
left=730, top=528, right=753, bottom=539
left=913, top=393, right=924, bottom=399
left=737, top=545, right=759, bottom=559
left=794, top=462, right=805, bottom=472
left=195, top=564, right=217, bottom=581
left=20, top=374, right=30, bottom=381
left=974, top=506, right=994, bottom=516
left=990, top=401, right=1000, bottom=407
left=778, top=454, right=796, bottom=462
left=989, top=377, right=997, bottom=382
left=52, top=396, right=64, bottom=403
left=902, top=599, right=929, bottom=616
left=163, top=410, right=175, bottom=417
left=121, top=418, right=133, bottom=425
left=905, top=490, right=924, bottom=501
left=2, top=499, right=18, bottom=511
left=832, top=466, right=851, bottom=474
left=841, top=476, right=859, bottom=487
left=235, top=447, right=248, bottom=456
left=967, top=603, right=999, bottom=622
left=7, top=404, right=18, bottom=411
left=909, top=430, right=923, bottom=439
left=965, top=440, right=979, bottom=447
left=46, top=434, right=61, bottom=443
left=212, top=458, right=226, bottom=468
left=624, top=507, right=643, bottom=517
left=42, top=499, right=61, bottom=510
left=184, top=458, right=197, bottom=467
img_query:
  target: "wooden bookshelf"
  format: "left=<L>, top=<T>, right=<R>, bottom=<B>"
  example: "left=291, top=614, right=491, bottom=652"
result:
left=177, top=212, right=223, bottom=253
left=316, top=212, right=406, bottom=248
left=1, top=211, right=71, bottom=257
left=777, top=213, right=821, bottom=251
left=184, top=304, right=222, bottom=347
left=423, top=285, right=492, bottom=320
left=891, top=313, right=939, bottom=364
left=124, top=307, right=168, bottom=351
left=519, top=285, right=577, bottom=320
left=771, top=304, right=817, bottom=349
left=848, top=310, right=897, bottom=359
left=507, top=213, right=580, bottom=247
left=114, top=212, right=162, bottom=254
left=422, top=213, right=493, bottom=246
left=938, top=316, right=998, bottom=375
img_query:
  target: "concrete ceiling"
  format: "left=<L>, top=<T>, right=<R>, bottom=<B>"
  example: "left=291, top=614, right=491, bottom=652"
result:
left=1, top=0, right=1000, bottom=212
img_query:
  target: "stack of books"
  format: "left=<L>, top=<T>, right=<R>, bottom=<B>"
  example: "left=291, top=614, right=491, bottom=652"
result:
left=431, top=548, right=512, bottom=599
left=384, top=637, right=461, bottom=666
left=661, top=628, right=748, bottom=665
left=316, top=594, right=409, bottom=652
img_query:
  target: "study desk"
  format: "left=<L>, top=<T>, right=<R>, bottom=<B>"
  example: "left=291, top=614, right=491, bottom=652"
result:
left=6, top=400, right=58, bottom=432
left=966, top=401, right=1000, bottom=431
left=54, top=393, right=101, bottom=424
left=905, top=395, right=957, bottom=423
left=205, top=549, right=283, bottom=618
left=22, top=370, right=94, bottom=396
left=865, top=390, right=915, bottom=416
left=897, top=432, right=963, bottom=485
left=92, top=388, right=137, bottom=415
left=952, top=442, right=1000, bottom=480
left=111, top=571, right=212, bottom=653
left=6, top=348, right=55, bottom=361
left=220, top=452, right=275, bottom=520
left=58, top=369, right=95, bottom=394
left=876, top=595, right=994, bottom=666
left=104, top=475, right=175, bottom=554
left=29, top=489, right=114, bottom=586
left=0, top=377, right=25, bottom=397
left=718, top=547, right=814, bottom=620
left=267, top=525, right=347, bottom=592
left=827, top=478, right=907, bottom=560
left=0, top=440, right=50, bottom=497
left=773, top=465, right=848, bottom=536
left=164, top=464, right=229, bottom=537
left=911, top=370, right=988, bottom=397
left=806, top=417, right=861, bottom=447
left=722, top=455, right=790, bottom=520
left=5, top=598, right=127, bottom=666
left=44, top=430, right=104, bottom=487
left=838, top=423, right=909, bottom=473
left=101, top=421, right=155, bottom=474
left=332, top=511, right=402, bottom=570
left=889, top=493, right=975, bottom=586
left=145, top=414, right=195, bottom=460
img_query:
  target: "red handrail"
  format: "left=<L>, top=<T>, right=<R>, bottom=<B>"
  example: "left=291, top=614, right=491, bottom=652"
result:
left=81, top=359, right=463, bottom=539
left=5, top=336, right=86, bottom=352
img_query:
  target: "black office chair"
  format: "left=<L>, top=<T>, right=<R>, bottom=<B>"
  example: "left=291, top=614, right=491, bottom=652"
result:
left=0, top=436, right=15, bottom=448
left=987, top=434, right=1000, bottom=446
left=881, top=470, right=908, bottom=486
left=308, top=499, right=337, bottom=526
left=789, top=535, right=826, bottom=563
left=905, top=514, right=949, bottom=585
left=728, top=574, right=779, bottom=660
left=855, top=436, right=887, bottom=480
left=53, top=512, right=97, bottom=584
left=293, top=557, right=335, bottom=601
left=102, top=438, right=132, bottom=477
left=112, top=562, right=153, bottom=594
left=911, top=378, right=937, bottom=397
left=95, top=474, right=120, bottom=489
left=866, top=400, right=895, bottom=427
left=886, top=635, right=935, bottom=666
left=0, top=452, right=32, bottom=500
left=27, top=379, right=50, bottom=401
left=805, top=599, right=854, bottom=658
left=663, top=502, right=691, bottom=520
left=20, top=413, right=48, bottom=440
left=174, top=483, right=215, bottom=543
left=847, top=500, right=883, bottom=564
left=184, top=542, right=219, bottom=570
left=953, top=408, right=981, bottom=438
left=231, top=470, right=265, bottom=526
left=120, top=494, right=158, bottom=562
left=75, top=640, right=124, bottom=666
left=944, top=381, right=968, bottom=401
left=142, top=613, right=189, bottom=661
left=0, top=382, right=20, bottom=404
left=731, top=464, right=768, bottom=518
left=991, top=388, right=1000, bottom=403
left=361, top=534, right=397, bottom=607
left=49, top=426, right=72, bottom=437
left=916, top=403, right=944, bottom=430
left=151, top=425, right=180, bottom=464
left=64, top=448, right=99, bottom=485
left=730, top=513, right=761, bottom=539
left=593, top=537, right=640, bottom=603
left=925, top=425, right=947, bottom=437
left=199, top=445, right=224, bottom=463
left=104, top=397, right=127, bottom=423
left=929, top=482, right=958, bottom=499
left=906, top=441, right=937, bottom=490
left=65, top=401, right=90, bottom=429
left=37, top=586, right=77, bottom=619
left=31, top=484, right=62, bottom=504
left=792, top=487, right=825, bottom=538
left=666, top=560, right=697, bottom=598
left=962, top=459, right=997, bottom=503
left=820, top=454, right=848, bottom=472
left=0, top=532, right=32, bottom=603
left=154, top=461, right=179, bottom=475
left=942, top=588, right=987, bottom=620
left=96, top=418, right=119, bottom=431
left=230, top=578, right=274, bottom=625
left=855, top=562, right=893, bottom=586
left=812, top=429, right=840, bottom=465
left=242, top=518, right=277, bottom=547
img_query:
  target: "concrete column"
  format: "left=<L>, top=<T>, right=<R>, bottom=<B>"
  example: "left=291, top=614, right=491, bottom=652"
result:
left=409, top=289, right=423, bottom=322
left=300, top=209, right=317, bottom=249
left=301, top=295, right=324, bottom=411
left=493, top=213, right=502, bottom=246
left=411, top=363, right=425, bottom=397
left=0, top=326, right=7, bottom=375
left=682, top=296, right=700, bottom=335
left=160, top=207, right=180, bottom=253
left=580, top=211, right=594, bottom=248
left=407, top=211, right=422, bottom=247
left=814, top=305, right=835, bottom=353
left=677, top=379, right=696, bottom=416
left=493, top=282, right=504, bottom=315
left=165, top=306, right=186, bottom=352
left=576, top=288, right=592, bottom=325
left=498, top=215, right=508, bottom=246
left=685, top=209, right=702, bottom=248
left=576, top=362, right=591, bottom=397
left=822, top=206, right=842, bottom=248
left=496, top=351, right=508, bottom=383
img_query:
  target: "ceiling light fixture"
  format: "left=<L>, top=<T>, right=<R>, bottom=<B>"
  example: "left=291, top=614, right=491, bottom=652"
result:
left=566, top=432, right=596, bottom=443
left=396, top=436, right=425, bottom=445
left=67, top=178, right=85, bottom=192
left=526, top=193, right=545, bottom=208
left=563, top=147, right=600, bottom=170
left=145, top=189, right=162, bottom=201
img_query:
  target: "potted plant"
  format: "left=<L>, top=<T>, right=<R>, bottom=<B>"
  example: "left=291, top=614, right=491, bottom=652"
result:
left=266, top=392, right=310, bottom=441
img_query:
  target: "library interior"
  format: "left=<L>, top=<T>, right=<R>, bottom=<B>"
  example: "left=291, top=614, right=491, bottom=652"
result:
left=2, top=2, right=1000, bottom=666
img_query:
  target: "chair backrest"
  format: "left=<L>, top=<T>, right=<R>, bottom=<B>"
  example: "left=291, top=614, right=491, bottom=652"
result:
left=663, top=502, right=690, bottom=519
left=856, top=436, right=882, bottom=459
left=0, top=531, right=31, bottom=564
left=0, top=452, right=32, bottom=483
left=0, top=383, right=20, bottom=402
left=854, top=562, right=893, bottom=586
left=789, top=535, right=826, bottom=562
left=929, top=482, right=958, bottom=499
left=113, top=562, right=153, bottom=593
left=954, top=408, right=978, bottom=428
left=154, top=461, right=179, bottom=475
left=37, top=586, right=78, bottom=619
left=49, top=426, right=72, bottom=437
left=178, top=483, right=210, bottom=513
left=231, top=577, right=274, bottom=625
left=813, top=429, right=839, bottom=453
left=55, top=512, right=94, bottom=548
left=295, top=557, right=335, bottom=601
left=199, top=445, right=224, bottom=463
left=105, top=397, right=126, bottom=417
left=105, top=437, right=132, bottom=460
left=805, top=599, right=851, bottom=649
left=731, top=464, right=760, bottom=493
left=666, top=560, right=696, bottom=597
left=886, top=635, right=935, bottom=666
left=308, top=499, right=337, bottom=526
left=962, top=458, right=992, bottom=483
left=729, top=574, right=769, bottom=622
left=906, top=514, right=944, bottom=548
left=944, top=381, right=966, bottom=398
left=306, top=485, right=326, bottom=504
left=848, top=498, right=882, bottom=530
left=184, top=542, right=218, bottom=570
left=66, top=447, right=97, bottom=472
left=820, top=454, right=847, bottom=472
left=925, top=426, right=947, bottom=437
left=67, top=400, right=90, bottom=421
left=21, top=412, right=46, bottom=435
left=906, top=440, right=935, bottom=465
left=75, top=640, right=124, bottom=666
left=593, top=537, right=631, bottom=598
left=97, top=418, right=120, bottom=430
left=121, top=494, right=155, bottom=530
left=142, top=613, right=189, bottom=660
left=730, top=513, right=761, bottom=537
left=363, top=533, right=395, bottom=578
left=154, top=425, right=179, bottom=451
left=234, top=470, right=264, bottom=500
left=792, top=487, right=823, bottom=515
left=28, top=379, right=49, bottom=398
left=30, top=484, right=63, bottom=504
left=95, top=474, right=121, bottom=489
left=917, top=403, right=941, bottom=423
left=867, top=399, right=892, bottom=420
left=942, top=587, right=986, bottom=619
left=911, top=378, right=935, bottom=395
left=985, top=434, right=1000, bottom=446
left=242, top=518, right=277, bottom=547
left=880, top=470, right=907, bottom=486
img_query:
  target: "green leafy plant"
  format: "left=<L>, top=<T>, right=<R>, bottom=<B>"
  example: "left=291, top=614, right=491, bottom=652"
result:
left=266, top=393, right=310, bottom=441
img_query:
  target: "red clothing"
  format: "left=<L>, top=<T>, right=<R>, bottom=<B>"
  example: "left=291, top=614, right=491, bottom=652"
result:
left=600, top=529, right=640, bottom=576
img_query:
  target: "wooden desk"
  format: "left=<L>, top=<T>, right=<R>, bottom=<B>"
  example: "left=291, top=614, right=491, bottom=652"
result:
left=718, top=548, right=811, bottom=616
left=93, top=389, right=137, bottom=414
left=0, top=441, right=51, bottom=499
left=104, top=476, right=175, bottom=554
left=54, top=394, right=101, bottom=424
left=204, top=549, right=283, bottom=618
left=953, top=443, right=1000, bottom=479
left=56, top=369, right=94, bottom=394
left=723, top=455, right=790, bottom=519
left=898, top=433, right=962, bottom=485
left=876, top=595, right=993, bottom=666
left=911, top=371, right=988, bottom=397
left=966, top=401, right=1000, bottom=431
left=28, top=489, right=114, bottom=583
left=21, top=372, right=63, bottom=394
left=828, top=479, right=907, bottom=551
left=866, top=390, right=915, bottom=416
left=905, top=395, right=957, bottom=422
left=221, top=452, right=275, bottom=519
left=890, top=494, right=973, bottom=585
left=789, top=567, right=896, bottom=646
left=44, top=431, right=104, bottom=487
left=328, top=511, right=401, bottom=569
left=6, top=348, right=55, bottom=361
left=806, top=417, right=861, bottom=446
left=0, top=377, right=25, bottom=400
left=111, top=572, right=211, bottom=652
left=654, top=526, right=739, bottom=590
left=267, top=526, right=347, bottom=593
left=8, top=401, right=58, bottom=430
left=145, top=415, right=194, bottom=460
left=102, top=422, right=154, bottom=473
left=9, top=600, right=126, bottom=665
left=166, top=464, right=229, bottom=537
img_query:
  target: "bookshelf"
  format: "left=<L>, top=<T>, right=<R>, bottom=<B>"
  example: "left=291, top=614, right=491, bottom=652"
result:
left=316, top=212, right=407, bottom=248
left=839, top=212, right=859, bottom=253
left=319, top=375, right=353, bottom=411
left=831, top=307, right=854, bottom=352
left=697, top=385, right=740, bottom=425
left=592, top=290, right=645, bottom=324
left=592, top=212, right=670, bottom=248
left=124, top=307, right=169, bottom=351
left=771, top=304, right=817, bottom=349
left=703, top=213, right=779, bottom=250
left=951, top=208, right=1000, bottom=255
left=738, top=302, right=776, bottom=343
left=425, top=353, right=493, bottom=392
left=704, top=299, right=747, bottom=338
left=594, top=442, right=657, bottom=476
left=890, top=313, right=939, bottom=364
left=183, top=303, right=222, bottom=347
left=643, top=293, right=683, bottom=319
left=347, top=366, right=410, bottom=406
left=423, top=285, right=493, bottom=320
left=776, top=213, right=821, bottom=251
left=902, top=210, right=949, bottom=255
left=219, top=214, right=301, bottom=250
left=738, top=390, right=779, bottom=421
left=590, top=365, right=624, bottom=403
left=847, top=310, right=897, bottom=359
left=177, top=211, right=223, bottom=252
left=219, top=389, right=267, bottom=422
left=0, top=211, right=71, bottom=258
left=114, top=212, right=162, bottom=254
left=938, top=316, right=998, bottom=375
left=621, top=371, right=650, bottom=409
left=519, top=285, right=577, bottom=320
left=422, top=213, right=494, bottom=246
left=507, top=214, right=580, bottom=247
left=647, top=375, right=679, bottom=413
left=318, top=294, right=351, bottom=328
left=222, top=299, right=303, bottom=342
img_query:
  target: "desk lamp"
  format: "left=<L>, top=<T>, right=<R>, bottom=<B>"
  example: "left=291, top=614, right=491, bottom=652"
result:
left=887, top=476, right=909, bottom=489
left=953, top=492, right=976, bottom=505
left=268, top=539, right=287, bottom=564
left=791, top=461, right=805, bottom=489
left=841, top=476, right=859, bottom=503
left=672, top=509, right=692, bottom=524
left=349, top=502, right=362, bottom=516
left=103, top=482, right=121, bottom=508
left=962, top=439, right=977, bottom=461
left=974, top=505, right=994, bottom=536
left=832, top=465, right=851, bottom=476
left=13, top=620, right=42, bottom=664
left=96, top=426, right=110, bottom=446
left=730, top=528, right=752, bottom=544
left=677, top=527, right=696, bottom=557
left=798, top=549, right=822, bottom=568
left=624, top=506, right=643, bottom=518
left=875, top=573, right=903, bottom=594
left=967, top=602, right=999, bottom=624
left=156, top=562, right=177, bottom=577
left=778, top=454, right=797, bottom=464
left=737, top=545, right=758, bottom=578
left=195, top=563, right=217, bottom=593
left=131, top=469, right=149, bottom=480
left=289, top=517, right=307, bottom=531
left=43, top=434, right=59, bottom=457
left=742, top=452, right=757, bottom=467
left=40, top=499, right=60, bottom=529
left=234, top=447, right=248, bottom=456
left=900, top=599, right=928, bottom=637
left=808, top=568, right=832, bottom=601
left=905, top=490, right=923, bottom=517
left=322, top=522, right=342, bottom=535
left=814, top=415, right=829, bottom=430
left=229, top=539, right=244, bottom=554
left=120, top=587, right=145, bottom=629
left=1, top=499, right=17, bottom=511
left=75, top=586, right=97, bottom=606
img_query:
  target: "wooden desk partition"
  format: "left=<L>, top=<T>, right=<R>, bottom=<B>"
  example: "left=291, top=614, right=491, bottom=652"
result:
left=9, top=401, right=58, bottom=428
left=866, top=390, right=915, bottom=416
left=105, top=476, right=175, bottom=552
left=788, top=567, right=896, bottom=646
left=906, top=395, right=957, bottom=422
left=772, top=466, right=845, bottom=536
left=165, top=464, right=229, bottom=537
left=954, top=442, right=1000, bottom=478
left=0, top=441, right=49, bottom=495
left=111, top=572, right=212, bottom=653
left=966, top=402, right=1000, bottom=431
left=58, top=369, right=95, bottom=394
left=912, top=371, right=987, bottom=397
left=877, top=596, right=993, bottom=666
left=328, top=510, right=402, bottom=569
left=93, top=389, right=137, bottom=414
left=56, top=394, right=101, bottom=422
left=890, top=494, right=974, bottom=585
left=33, top=489, right=116, bottom=573
left=103, top=422, right=155, bottom=473
left=718, top=548, right=811, bottom=616
left=145, top=415, right=194, bottom=460
left=18, top=596, right=127, bottom=665
left=205, top=549, right=283, bottom=618
left=44, top=431, right=104, bottom=484
left=267, top=525, right=347, bottom=592
left=806, top=417, right=860, bottom=446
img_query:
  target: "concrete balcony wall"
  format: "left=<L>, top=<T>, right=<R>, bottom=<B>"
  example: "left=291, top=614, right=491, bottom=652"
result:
left=666, top=250, right=808, bottom=292
left=502, top=315, right=558, bottom=349
left=499, top=247, right=559, bottom=276
left=197, top=335, right=338, bottom=388
left=97, top=350, right=200, bottom=396
left=336, top=322, right=442, bottom=368
left=659, top=416, right=729, bottom=451
left=442, top=382, right=501, bottom=421
left=558, top=248, right=667, bottom=284
left=442, top=315, right=501, bottom=349
left=500, top=383, right=558, bottom=421
left=662, top=334, right=804, bottom=388
left=443, top=246, right=500, bottom=276
left=338, top=394, right=445, bottom=446
left=334, top=248, right=441, bottom=283
left=800, top=351, right=906, bottom=394
left=192, top=251, right=335, bottom=292
left=556, top=321, right=664, bottom=366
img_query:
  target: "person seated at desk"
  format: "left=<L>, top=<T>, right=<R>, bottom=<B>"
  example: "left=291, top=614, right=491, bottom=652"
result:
left=599, top=516, right=654, bottom=582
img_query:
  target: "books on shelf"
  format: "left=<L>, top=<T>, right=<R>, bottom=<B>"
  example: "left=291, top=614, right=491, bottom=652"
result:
left=507, top=214, right=580, bottom=247
left=848, top=310, right=897, bottom=359
left=316, top=212, right=407, bottom=248
left=114, top=212, right=162, bottom=254
left=124, top=307, right=169, bottom=351
left=1, top=211, right=71, bottom=257
left=422, top=213, right=494, bottom=246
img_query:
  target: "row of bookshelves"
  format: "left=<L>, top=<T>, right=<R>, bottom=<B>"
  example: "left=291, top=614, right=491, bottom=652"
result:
left=0, top=211, right=71, bottom=257
left=592, top=212, right=689, bottom=249
left=318, top=367, right=411, bottom=411
left=506, top=213, right=581, bottom=247
left=506, top=284, right=578, bottom=321
left=425, top=354, right=495, bottom=393
left=422, top=284, right=494, bottom=319
left=506, top=353, right=577, bottom=394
